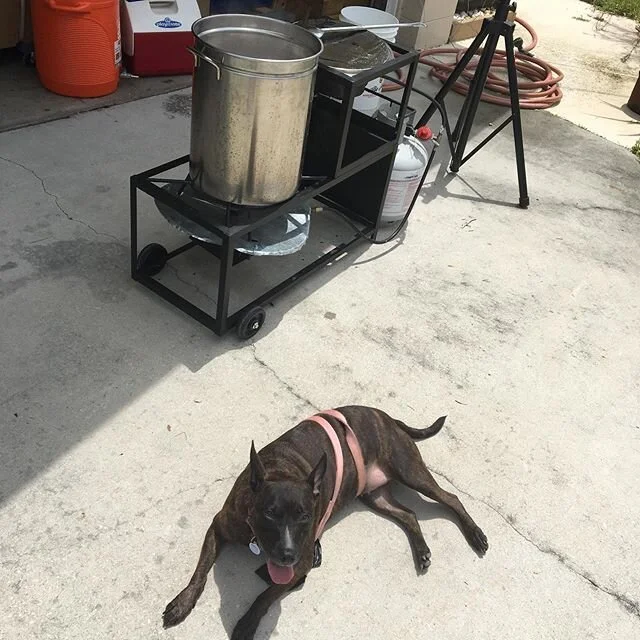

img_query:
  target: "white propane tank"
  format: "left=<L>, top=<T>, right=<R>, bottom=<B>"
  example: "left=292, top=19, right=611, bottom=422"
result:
left=380, top=134, right=430, bottom=223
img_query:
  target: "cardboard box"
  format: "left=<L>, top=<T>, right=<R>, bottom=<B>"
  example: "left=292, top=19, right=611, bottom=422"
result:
left=321, top=0, right=369, bottom=19
left=0, top=0, right=21, bottom=49
left=267, top=0, right=367, bottom=21
left=449, top=9, right=516, bottom=42
left=269, top=0, right=322, bottom=20
left=397, top=0, right=456, bottom=23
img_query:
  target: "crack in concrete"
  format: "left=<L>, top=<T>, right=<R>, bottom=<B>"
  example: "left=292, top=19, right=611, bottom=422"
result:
left=0, top=475, right=237, bottom=565
left=430, top=465, right=640, bottom=621
left=215, top=346, right=640, bottom=622
left=165, top=263, right=216, bottom=305
left=250, top=344, right=320, bottom=412
left=0, top=155, right=123, bottom=243
left=573, top=203, right=638, bottom=217
left=131, top=474, right=237, bottom=522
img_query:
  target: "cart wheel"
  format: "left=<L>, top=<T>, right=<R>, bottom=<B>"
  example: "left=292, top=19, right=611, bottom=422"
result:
left=136, top=243, right=168, bottom=276
left=237, top=306, right=266, bottom=340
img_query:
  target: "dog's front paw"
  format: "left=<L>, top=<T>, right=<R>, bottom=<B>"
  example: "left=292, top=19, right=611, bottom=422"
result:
left=415, top=544, right=431, bottom=574
left=418, top=551, right=431, bottom=574
left=163, top=586, right=200, bottom=628
left=468, top=525, right=489, bottom=556
left=231, top=614, right=258, bottom=640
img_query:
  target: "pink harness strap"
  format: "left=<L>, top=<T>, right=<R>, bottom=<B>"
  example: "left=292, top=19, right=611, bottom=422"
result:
left=307, top=410, right=366, bottom=539
left=322, top=410, right=367, bottom=496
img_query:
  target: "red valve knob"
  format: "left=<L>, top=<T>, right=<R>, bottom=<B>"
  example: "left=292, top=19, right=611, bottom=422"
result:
left=416, top=126, right=433, bottom=140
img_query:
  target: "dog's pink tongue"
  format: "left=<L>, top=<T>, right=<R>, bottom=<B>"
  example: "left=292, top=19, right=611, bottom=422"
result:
left=267, top=560, right=295, bottom=585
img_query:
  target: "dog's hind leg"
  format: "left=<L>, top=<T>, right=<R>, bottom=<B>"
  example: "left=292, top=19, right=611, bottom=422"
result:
left=390, top=459, right=488, bottom=556
left=360, top=486, right=432, bottom=574
left=163, top=513, right=226, bottom=628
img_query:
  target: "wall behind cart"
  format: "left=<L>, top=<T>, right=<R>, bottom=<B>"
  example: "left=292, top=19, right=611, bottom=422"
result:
left=0, top=0, right=33, bottom=50
left=197, top=0, right=374, bottom=21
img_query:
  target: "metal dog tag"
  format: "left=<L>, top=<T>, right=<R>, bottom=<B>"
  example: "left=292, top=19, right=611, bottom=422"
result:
left=312, top=539, right=322, bottom=568
left=249, top=537, right=261, bottom=555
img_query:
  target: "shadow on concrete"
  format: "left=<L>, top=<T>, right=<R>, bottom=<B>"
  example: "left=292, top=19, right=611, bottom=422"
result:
left=0, top=80, right=525, bottom=511
left=7, top=65, right=639, bottom=513
left=0, top=219, right=373, bottom=506
left=209, top=481, right=461, bottom=639
left=589, top=17, right=640, bottom=48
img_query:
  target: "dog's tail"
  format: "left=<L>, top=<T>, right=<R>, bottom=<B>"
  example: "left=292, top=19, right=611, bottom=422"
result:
left=395, top=416, right=446, bottom=440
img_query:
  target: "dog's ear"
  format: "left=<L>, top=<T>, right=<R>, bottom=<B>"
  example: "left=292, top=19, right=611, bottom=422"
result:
left=308, top=453, right=327, bottom=497
left=249, top=441, right=265, bottom=492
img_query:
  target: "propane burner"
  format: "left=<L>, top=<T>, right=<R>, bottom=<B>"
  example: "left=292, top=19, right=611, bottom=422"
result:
left=154, top=182, right=312, bottom=257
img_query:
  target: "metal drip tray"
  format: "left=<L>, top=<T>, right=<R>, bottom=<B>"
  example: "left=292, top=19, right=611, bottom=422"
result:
left=155, top=183, right=311, bottom=256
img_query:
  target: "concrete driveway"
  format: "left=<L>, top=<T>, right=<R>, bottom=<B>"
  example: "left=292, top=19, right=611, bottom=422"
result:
left=1, top=76, right=639, bottom=640
left=519, top=0, right=640, bottom=149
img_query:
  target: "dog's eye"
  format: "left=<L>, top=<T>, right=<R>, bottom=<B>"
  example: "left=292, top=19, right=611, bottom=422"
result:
left=294, top=506, right=309, bottom=521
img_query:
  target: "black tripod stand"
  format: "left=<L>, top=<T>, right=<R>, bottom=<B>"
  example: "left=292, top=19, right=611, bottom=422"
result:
left=417, top=0, right=529, bottom=208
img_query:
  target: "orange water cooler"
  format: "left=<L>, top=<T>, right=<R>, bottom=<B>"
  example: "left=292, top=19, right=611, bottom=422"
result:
left=31, top=0, right=121, bottom=98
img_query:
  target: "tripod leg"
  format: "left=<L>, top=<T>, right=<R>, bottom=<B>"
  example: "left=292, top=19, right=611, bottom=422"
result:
left=450, top=22, right=495, bottom=144
left=449, top=29, right=501, bottom=172
left=416, top=25, right=489, bottom=129
left=503, top=28, right=530, bottom=208
left=452, top=62, right=482, bottom=143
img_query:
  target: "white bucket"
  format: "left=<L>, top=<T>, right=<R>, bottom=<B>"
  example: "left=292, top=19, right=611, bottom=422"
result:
left=354, top=75, right=386, bottom=116
left=381, top=136, right=429, bottom=223
left=339, top=6, right=399, bottom=42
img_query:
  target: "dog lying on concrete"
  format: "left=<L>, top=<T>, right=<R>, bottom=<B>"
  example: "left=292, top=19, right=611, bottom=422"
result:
left=163, top=405, right=488, bottom=639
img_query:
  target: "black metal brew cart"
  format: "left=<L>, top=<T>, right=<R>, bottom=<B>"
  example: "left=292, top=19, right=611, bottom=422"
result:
left=130, top=44, right=419, bottom=339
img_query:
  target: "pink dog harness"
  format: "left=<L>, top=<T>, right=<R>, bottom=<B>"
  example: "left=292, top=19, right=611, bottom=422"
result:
left=306, top=410, right=366, bottom=539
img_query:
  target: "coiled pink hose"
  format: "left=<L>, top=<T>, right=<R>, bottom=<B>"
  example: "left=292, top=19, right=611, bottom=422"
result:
left=383, top=16, right=564, bottom=109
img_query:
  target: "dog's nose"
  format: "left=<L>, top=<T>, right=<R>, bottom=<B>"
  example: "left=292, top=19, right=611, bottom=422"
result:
left=279, top=526, right=296, bottom=564
left=280, top=548, right=296, bottom=564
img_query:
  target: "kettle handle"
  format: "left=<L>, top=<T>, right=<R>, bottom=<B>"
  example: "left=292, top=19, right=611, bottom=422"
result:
left=186, top=46, right=221, bottom=80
